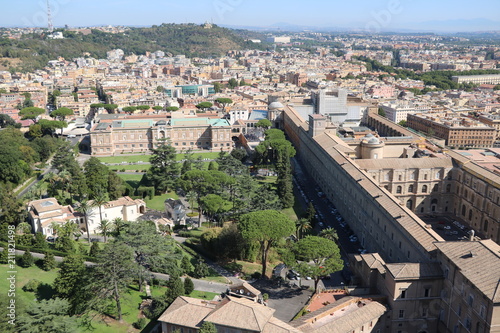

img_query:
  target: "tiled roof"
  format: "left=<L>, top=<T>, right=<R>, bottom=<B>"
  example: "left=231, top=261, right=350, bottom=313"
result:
left=434, top=240, right=500, bottom=302
left=157, top=296, right=215, bottom=329
left=355, top=157, right=453, bottom=171
left=385, top=262, right=443, bottom=280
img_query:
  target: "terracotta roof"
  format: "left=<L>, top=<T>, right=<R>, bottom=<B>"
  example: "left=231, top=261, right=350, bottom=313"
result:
left=230, top=282, right=262, bottom=297
left=157, top=296, right=215, bottom=329
left=204, top=296, right=275, bottom=331
left=385, top=262, right=443, bottom=280
left=434, top=240, right=500, bottom=302
left=29, top=198, right=61, bottom=213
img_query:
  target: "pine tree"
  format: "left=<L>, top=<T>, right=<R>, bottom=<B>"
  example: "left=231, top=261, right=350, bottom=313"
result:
left=181, top=256, right=193, bottom=275
left=199, top=321, right=217, bottom=333
left=42, top=251, right=57, bottom=271
left=184, top=277, right=194, bottom=295
left=19, top=250, right=34, bottom=268
left=0, top=247, right=8, bottom=264
left=165, top=275, right=184, bottom=303
left=88, top=241, right=101, bottom=258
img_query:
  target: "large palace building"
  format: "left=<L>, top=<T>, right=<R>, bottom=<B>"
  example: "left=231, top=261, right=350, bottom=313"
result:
left=282, top=105, right=500, bottom=333
left=89, top=113, right=235, bottom=155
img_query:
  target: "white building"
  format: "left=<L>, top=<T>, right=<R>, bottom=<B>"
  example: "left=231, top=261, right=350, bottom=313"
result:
left=229, top=109, right=249, bottom=125
left=85, top=196, right=146, bottom=234
left=312, top=89, right=367, bottom=126
left=27, top=198, right=81, bottom=237
left=380, top=101, right=431, bottom=123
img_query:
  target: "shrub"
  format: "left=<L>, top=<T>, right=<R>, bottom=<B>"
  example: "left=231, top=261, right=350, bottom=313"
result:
left=19, top=250, right=34, bottom=268
left=251, top=271, right=262, bottom=280
left=133, top=318, right=147, bottom=329
left=23, top=279, right=42, bottom=292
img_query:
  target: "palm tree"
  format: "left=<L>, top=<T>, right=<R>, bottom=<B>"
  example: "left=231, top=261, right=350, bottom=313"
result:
left=92, top=191, right=108, bottom=226
left=97, top=219, right=112, bottom=243
left=112, top=217, right=126, bottom=237
left=319, top=227, right=339, bottom=242
left=296, top=218, right=311, bottom=239
left=79, top=200, right=95, bottom=244
left=16, top=222, right=32, bottom=235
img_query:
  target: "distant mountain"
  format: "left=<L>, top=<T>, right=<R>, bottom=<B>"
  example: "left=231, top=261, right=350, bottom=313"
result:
left=403, top=18, right=500, bottom=33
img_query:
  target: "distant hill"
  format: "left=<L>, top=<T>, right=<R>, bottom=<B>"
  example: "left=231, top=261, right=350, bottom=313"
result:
left=0, top=23, right=265, bottom=72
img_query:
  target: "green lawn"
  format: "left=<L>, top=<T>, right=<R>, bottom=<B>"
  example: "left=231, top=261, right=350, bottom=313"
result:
left=145, top=192, right=179, bottom=211
left=109, top=164, right=151, bottom=171
left=97, top=152, right=220, bottom=164
left=0, top=263, right=59, bottom=308
left=282, top=195, right=303, bottom=221
left=188, top=290, right=219, bottom=300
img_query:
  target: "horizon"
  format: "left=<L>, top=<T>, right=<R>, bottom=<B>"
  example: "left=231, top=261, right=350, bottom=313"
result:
left=2, top=0, right=500, bottom=33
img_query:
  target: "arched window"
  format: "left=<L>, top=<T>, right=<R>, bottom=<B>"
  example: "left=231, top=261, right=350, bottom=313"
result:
left=468, top=209, right=473, bottom=221
left=462, top=205, right=466, bottom=216
left=396, top=186, right=402, bottom=194
left=422, top=185, right=428, bottom=193
left=431, top=199, right=438, bottom=205
left=484, top=220, right=489, bottom=232
left=446, top=184, right=451, bottom=193
left=406, top=199, right=413, bottom=210
left=408, top=185, right=414, bottom=192
left=433, top=184, right=438, bottom=192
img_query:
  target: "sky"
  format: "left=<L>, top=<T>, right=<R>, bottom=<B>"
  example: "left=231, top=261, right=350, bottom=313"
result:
left=2, top=0, right=500, bottom=32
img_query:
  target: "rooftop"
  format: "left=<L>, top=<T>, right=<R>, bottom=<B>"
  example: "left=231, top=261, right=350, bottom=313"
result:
left=434, top=240, right=500, bottom=303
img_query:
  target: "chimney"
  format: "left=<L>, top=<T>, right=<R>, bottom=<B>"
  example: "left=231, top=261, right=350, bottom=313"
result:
left=468, top=229, right=475, bottom=242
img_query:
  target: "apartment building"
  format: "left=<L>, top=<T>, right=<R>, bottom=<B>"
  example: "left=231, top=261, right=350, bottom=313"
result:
left=407, top=113, right=496, bottom=148
left=452, top=74, right=500, bottom=85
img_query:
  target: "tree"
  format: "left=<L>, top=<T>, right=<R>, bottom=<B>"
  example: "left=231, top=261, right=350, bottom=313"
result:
left=305, top=202, right=316, bottom=223
left=90, top=191, right=108, bottom=227
left=239, top=210, right=295, bottom=278
left=19, top=107, right=45, bottom=122
left=319, top=227, right=339, bottom=242
left=184, top=276, right=194, bottom=295
left=228, top=78, right=238, bottom=89
left=38, top=119, right=67, bottom=137
left=97, top=219, right=112, bottom=243
left=195, top=102, right=213, bottom=112
left=0, top=114, right=20, bottom=128
left=166, top=106, right=179, bottom=112
left=398, top=120, right=407, bottom=127
left=255, top=118, right=272, bottom=129
left=288, top=236, right=343, bottom=292
left=84, top=157, right=109, bottom=198
left=199, top=321, right=217, bottom=333
left=181, top=256, right=193, bottom=275
left=103, top=104, right=118, bottom=113
left=78, top=200, right=94, bottom=244
left=200, top=194, right=226, bottom=225
left=90, top=242, right=135, bottom=322
left=378, top=107, right=386, bottom=117
left=0, top=247, right=8, bottom=264
left=42, top=251, right=57, bottom=271
left=50, top=107, right=74, bottom=134
left=153, top=106, right=163, bottom=111
left=208, top=161, right=218, bottom=171
left=156, top=86, right=164, bottom=93
left=53, top=254, right=86, bottom=300
left=193, top=261, right=210, bottom=278
left=147, top=139, right=180, bottom=193
left=122, top=106, right=137, bottom=114
left=136, top=105, right=150, bottom=111
left=88, top=241, right=101, bottom=258
left=17, top=298, right=79, bottom=333
left=19, top=249, right=34, bottom=268
left=165, top=275, right=184, bottom=303
left=215, top=97, right=233, bottom=111
left=296, top=218, right=311, bottom=239
left=230, top=148, right=247, bottom=162
left=213, top=82, right=222, bottom=93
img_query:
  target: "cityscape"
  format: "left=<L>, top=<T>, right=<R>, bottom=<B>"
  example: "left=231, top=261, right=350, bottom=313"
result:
left=1, top=1, right=500, bottom=333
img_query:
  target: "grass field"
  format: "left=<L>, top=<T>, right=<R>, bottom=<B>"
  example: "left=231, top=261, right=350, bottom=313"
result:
left=108, top=164, right=151, bottom=171
left=145, top=192, right=179, bottom=211
left=97, top=152, right=220, bottom=164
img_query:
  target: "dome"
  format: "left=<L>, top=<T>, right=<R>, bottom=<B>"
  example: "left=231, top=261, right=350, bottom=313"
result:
left=368, top=137, right=380, bottom=144
left=364, top=133, right=374, bottom=139
left=268, top=101, right=285, bottom=110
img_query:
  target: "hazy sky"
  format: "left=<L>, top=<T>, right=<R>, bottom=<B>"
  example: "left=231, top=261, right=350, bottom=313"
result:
left=3, top=0, right=500, bottom=32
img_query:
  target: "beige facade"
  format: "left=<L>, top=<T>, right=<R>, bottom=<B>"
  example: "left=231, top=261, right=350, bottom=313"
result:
left=407, top=113, right=496, bottom=148
left=282, top=106, right=500, bottom=333
left=90, top=116, right=233, bottom=155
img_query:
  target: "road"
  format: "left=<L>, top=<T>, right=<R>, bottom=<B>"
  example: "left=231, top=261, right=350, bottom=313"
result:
left=2, top=247, right=230, bottom=294
left=292, top=157, right=362, bottom=285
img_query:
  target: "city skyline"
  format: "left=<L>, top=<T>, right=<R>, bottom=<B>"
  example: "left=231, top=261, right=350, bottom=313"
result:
left=2, top=0, right=500, bottom=33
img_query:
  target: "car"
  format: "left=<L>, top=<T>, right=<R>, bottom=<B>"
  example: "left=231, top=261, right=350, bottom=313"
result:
left=318, top=222, right=324, bottom=227
left=67, top=134, right=76, bottom=138
left=305, top=276, right=312, bottom=280
left=444, top=226, right=451, bottom=230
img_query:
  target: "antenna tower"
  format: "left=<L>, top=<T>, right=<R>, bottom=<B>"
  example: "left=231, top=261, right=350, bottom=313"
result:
left=47, top=0, right=54, bottom=32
